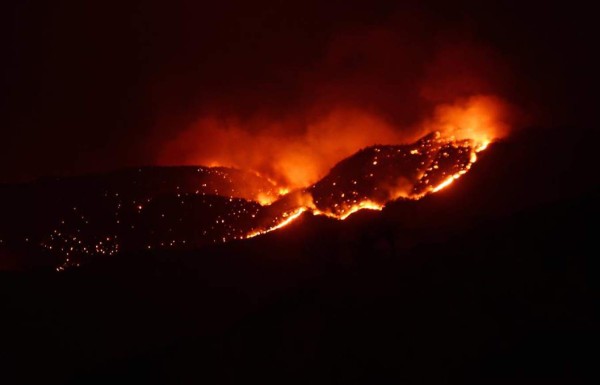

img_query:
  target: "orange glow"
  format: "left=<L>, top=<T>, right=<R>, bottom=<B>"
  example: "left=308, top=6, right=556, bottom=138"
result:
left=314, top=200, right=384, bottom=220
left=419, top=95, right=510, bottom=149
left=161, top=109, right=406, bottom=190
left=476, top=140, right=490, bottom=152
left=256, top=193, right=278, bottom=206
left=246, top=207, right=308, bottom=238
left=244, top=200, right=385, bottom=237
left=162, top=95, right=510, bottom=196
left=432, top=176, right=457, bottom=193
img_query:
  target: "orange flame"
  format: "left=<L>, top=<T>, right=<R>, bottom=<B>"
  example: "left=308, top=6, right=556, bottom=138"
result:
left=314, top=200, right=384, bottom=220
left=246, top=207, right=308, bottom=238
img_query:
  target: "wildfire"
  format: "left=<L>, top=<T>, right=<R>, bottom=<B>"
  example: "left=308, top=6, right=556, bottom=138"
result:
left=35, top=99, right=505, bottom=271
left=240, top=131, right=493, bottom=238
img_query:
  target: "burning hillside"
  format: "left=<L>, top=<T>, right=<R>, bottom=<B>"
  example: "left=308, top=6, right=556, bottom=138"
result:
left=309, top=131, right=488, bottom=218
left=1, top=130, right=493, bottom=271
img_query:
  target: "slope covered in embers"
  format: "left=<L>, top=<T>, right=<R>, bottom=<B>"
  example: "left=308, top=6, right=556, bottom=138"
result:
left=309, top=132, right=478, bottom=218
left=0, top=165, right=279, bottom=240
left=0, top=166, right=280, bottom=269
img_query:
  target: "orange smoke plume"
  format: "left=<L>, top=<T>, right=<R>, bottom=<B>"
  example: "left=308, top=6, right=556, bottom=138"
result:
left=160, top=95, right=514, bottom=191
left=160, top=108, right=405, bottom=189
left=419, top=95, right=513, bottom=147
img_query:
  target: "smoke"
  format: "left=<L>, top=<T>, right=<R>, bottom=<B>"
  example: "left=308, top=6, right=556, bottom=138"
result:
left=159, top=16, right=519, bottom=189
left=419, top=95, right=513, bottom=145
left=160, top=109, right=403, bottom=188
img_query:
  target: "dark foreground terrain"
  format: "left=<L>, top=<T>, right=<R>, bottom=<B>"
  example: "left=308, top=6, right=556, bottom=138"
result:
left=0, top=128, right=597, bottom=384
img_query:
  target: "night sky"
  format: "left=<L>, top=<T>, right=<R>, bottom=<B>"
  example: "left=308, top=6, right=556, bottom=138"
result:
left=2, top=1, right=596, bottom=182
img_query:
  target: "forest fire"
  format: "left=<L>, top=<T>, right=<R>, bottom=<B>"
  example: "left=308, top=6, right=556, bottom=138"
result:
left=0, top=129, right=496, bottom=271
left=2, top=103, right=502, bottom=271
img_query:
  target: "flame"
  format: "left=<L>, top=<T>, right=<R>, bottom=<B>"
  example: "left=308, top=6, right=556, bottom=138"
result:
left=256, top=193, right=275, bottom=206
left=246, top=207, right=308, bottom=238
left=431, top=175, right=457, bottom=193
left=314, top=200, right=384, bottom=220
left=245, top=200, right=385, bottom=238
left=255, top=187, right=292, bottom=206
left=476, top=140, right=490, bottom=152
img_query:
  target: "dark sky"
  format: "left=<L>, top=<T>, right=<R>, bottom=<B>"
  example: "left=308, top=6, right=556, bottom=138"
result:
left=2, top=0, right=596, bottom=182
